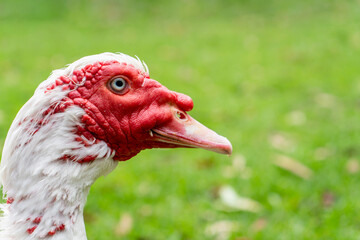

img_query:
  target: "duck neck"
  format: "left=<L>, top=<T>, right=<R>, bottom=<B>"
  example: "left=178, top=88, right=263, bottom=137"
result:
left=0, top=104, right=118, bottom=239
left=0, top=158, right=118, bottom=240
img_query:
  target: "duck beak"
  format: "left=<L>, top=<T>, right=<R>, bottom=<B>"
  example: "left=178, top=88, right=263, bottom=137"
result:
left=151, top=108, right=232, bottom=155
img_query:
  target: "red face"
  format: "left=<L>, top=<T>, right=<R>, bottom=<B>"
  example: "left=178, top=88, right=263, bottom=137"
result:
left=60, top=60, right=231, bottom=161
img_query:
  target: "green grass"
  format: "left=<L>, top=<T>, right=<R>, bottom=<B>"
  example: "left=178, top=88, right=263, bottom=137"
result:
left=1, top=0, right=360, bottom=239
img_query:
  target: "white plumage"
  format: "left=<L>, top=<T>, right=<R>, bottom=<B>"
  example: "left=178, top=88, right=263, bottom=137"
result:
left=0, top=53, right=145, bottom=239
left=0, top=52, right=231, bottom=240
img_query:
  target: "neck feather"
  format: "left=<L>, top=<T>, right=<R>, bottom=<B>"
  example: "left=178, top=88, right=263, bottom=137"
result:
left=0, top=102, right=117, bottom=239
left=0, top=158, right=117, bottom=240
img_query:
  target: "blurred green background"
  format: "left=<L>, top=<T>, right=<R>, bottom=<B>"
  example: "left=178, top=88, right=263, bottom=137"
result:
left=1, top=0, right=360, bottom=239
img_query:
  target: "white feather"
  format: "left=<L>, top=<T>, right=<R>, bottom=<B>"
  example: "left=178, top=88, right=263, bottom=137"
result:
left=0, top=53, right=147, bottom=240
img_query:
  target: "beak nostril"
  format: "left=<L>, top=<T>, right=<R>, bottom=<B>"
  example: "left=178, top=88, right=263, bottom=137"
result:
left=175, top=111, right=187, bottom=121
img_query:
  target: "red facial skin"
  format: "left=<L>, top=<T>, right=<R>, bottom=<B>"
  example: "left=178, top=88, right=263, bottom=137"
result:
left=84, top=62, right=194, bottom=160
left=53, top=61, right=194, bottom=161
left=43, top=59, right=231, bottom=164
left=23, top=60, right=231, bottom=237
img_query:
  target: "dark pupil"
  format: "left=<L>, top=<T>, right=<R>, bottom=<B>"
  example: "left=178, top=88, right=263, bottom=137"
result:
left=115, top=79, right=124, bottom=88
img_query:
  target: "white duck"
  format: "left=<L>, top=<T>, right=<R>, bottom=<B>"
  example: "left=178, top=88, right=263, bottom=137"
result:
left=0, top=53, right=232, bottom=240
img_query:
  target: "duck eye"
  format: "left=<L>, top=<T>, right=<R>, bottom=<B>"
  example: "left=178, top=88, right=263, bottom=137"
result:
left=108, top=77, right=129, bottom=94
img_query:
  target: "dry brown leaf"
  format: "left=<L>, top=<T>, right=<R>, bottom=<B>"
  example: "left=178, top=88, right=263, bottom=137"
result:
left=219, top=186, right=262, bottom=213
left=114, top=212, right=133, bottom=237
left=232, top=154, right=246, bottom=170
left=138, top=204, right=153, bottom=217
left=137, top=182, right=151, bottom=197
left=346, top=158, right=360, bottom=174
left=222, top=154, right=252, bottom=179
left=314, top=93, right=337, bottom=108
left=251, top=218, right=267, bottom=232
left=274, top=154, right=313, bottom=179
left=269, top=133, right=295, bottom=152
left=322, top=191, right=335, bottom=208
left=286, top=110, right=306, bottom=126
left=205, top=220, right=237, bottom=240
left=314, top=147, right=332, bottom=161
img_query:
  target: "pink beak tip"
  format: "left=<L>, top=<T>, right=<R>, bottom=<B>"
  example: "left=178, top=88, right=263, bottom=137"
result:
left=214, top=137, right=233, bottom=156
